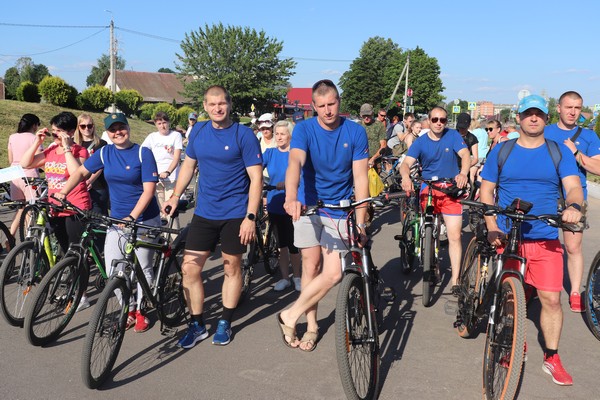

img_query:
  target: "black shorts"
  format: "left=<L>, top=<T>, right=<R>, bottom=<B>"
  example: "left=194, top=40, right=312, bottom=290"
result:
left=185, top=214, right=247, bottom=255
left=269, top=213, right=298, bottom=254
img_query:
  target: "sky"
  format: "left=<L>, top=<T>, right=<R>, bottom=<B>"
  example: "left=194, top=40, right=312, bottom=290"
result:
left=1, top=0, right=600, bottom=108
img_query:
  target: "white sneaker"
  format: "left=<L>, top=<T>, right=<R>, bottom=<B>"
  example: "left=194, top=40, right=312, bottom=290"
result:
left=274, top=278, right=291, bottom=292
left=293, top=277, right=301, bottom=292
left=76, top=295, right=90, bottom=313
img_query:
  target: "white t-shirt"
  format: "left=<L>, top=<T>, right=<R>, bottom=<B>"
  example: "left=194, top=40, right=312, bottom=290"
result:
left=141, top=130, right=183, bottom=182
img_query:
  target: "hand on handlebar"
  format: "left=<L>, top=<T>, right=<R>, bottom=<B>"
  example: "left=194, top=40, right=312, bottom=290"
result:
left=401, top=176, right=414, bottom=194
left=487, top=229, right=504, bottom=247
left=454, top=173, right=468, bottom=188
left=561, top=207, right=582, bottom=225
left=161, top=195, right=179, bottom=217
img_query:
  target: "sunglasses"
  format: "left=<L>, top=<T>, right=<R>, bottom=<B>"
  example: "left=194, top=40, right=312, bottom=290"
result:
left=430, top=117, right=448, bottom=124
left=485, top=127, right=495, bottom=132
left=79, top=124, right=94, bottom=130
left=378, top=114, right=387, bottom=118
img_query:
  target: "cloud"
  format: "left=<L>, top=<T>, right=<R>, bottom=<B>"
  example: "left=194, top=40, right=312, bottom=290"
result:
left=551, top=68, right=591, bottom=74
left=321, top=69, right=341, bottom=76
left=588, top=76, right=600, bottom=81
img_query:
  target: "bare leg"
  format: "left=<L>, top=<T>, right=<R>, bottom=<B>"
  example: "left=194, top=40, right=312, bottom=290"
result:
left=181, top=250, right=210, bottom=315
left=221, top=252, right=242, bottom=309
left=563, top=231, right=583, bottom=295
left=443, top=214, right=463, bottom=286
left=537, top=290, right=563, bottom=350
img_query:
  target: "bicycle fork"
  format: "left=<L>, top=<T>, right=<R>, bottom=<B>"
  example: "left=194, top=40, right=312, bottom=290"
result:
left=343, top=250, right=378, bottom=342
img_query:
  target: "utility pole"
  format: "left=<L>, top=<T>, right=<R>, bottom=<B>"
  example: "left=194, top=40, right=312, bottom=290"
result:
left=386, top=51, right=410, bottom=112
left=106, top=10, right=116, bottom=113
left=403, top=52, right=410, bottom=113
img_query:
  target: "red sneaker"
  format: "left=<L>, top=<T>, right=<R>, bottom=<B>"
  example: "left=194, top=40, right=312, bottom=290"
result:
left=134, top=310, right=150, bottom=333
left=126, top=311, right=136, bottom=330
left=569, top=292, right=583, bottom=313
left=542, top=354, right=573, bottom=386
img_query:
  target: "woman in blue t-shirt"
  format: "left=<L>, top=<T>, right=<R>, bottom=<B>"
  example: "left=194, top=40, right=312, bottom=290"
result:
left=57, top=113, right=161, bottom=333
left=263, top=120, right=302, bottom=292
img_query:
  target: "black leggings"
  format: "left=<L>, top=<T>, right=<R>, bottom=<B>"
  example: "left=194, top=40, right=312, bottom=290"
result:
left=50, top=216, right=85, bottom=254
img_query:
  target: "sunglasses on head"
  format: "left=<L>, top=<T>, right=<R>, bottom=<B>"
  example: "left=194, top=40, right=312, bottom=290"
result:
left=79, top=124, right=94, bottom=130
left=430, top=117, right=448, bottom=124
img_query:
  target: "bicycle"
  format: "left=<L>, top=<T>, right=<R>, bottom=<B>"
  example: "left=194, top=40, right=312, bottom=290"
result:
left=23, top=199, right=110, bottom=346
left=455, top=198, right=575, bottom=400
left=17, top=177, right=49, bottom=242
left=584, top=250, right=600, bottom=341
left=0, top=198, right=63, bottom=327
left=306, top=191, right=404, bottom=400
left=80, top=209, right=186, bottom=389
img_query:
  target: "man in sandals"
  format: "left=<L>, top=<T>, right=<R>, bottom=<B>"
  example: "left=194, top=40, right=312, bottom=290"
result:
left=277, top=79, right=369, bottom=351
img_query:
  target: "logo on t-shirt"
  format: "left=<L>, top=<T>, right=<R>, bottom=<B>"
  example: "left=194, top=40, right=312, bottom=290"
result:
left=225, top=146, right=230, bottom=151
left=445, top=148, right=450, bottom=152
left=344, top=143, right=348, bottom=148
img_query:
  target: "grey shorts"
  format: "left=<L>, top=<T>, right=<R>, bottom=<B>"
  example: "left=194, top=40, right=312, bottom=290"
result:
left=293, top=215, right=349, bottom=252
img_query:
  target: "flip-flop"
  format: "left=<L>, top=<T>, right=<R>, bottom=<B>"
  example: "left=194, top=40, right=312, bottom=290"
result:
left=276, top=313, right=298, bottom=348
left=299, top=331, right=318, bottom=352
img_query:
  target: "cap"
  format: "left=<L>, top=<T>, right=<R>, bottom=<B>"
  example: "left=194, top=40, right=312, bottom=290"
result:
left=257, top=113, right=274, bottom=128
left=104, top=113, right=128, bottom=130
left=456, top=112, right=471, bottom=129
left=517, top=94, right=548, bottom=114
left=360, top=103, right=374, bottom=116
left=188, top=112, right=198, bottom=120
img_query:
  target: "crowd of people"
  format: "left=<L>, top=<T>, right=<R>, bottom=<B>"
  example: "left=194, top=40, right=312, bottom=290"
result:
left=7, top=83, right=600, bottom=388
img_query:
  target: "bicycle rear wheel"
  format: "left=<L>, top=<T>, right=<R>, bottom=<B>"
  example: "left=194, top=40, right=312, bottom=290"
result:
left=18, top=204, right=39, bottom=242
left=399, top=211, right=415, bottom=274
left=0, top=220, right=15, bottom=255
left=335, top=272, right=380, bottom=400
left=584, top=251, right=600, bottom=340
left=262, top=223, right=279, bottom=276
left=0, top=240, right=50, bottom=327
left=157, top=243, right=186, bottom=327
left=456, top=237, right=482, bottom=338
left=81, top=277, right=129, bottom=389
left=482, top=276, right=526, bottom=400
left=422, top=225, right=434, bottom=307
left=24, top=255, right=86, bottom=346
left=239, top=241, right=257, bottom=304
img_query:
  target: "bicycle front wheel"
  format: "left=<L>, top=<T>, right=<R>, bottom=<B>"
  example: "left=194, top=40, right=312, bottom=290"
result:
left=399, top=210, right=415, bottom=275
left=456, top=237, right=482, bottom=338
left=239, top=241, right=257, bottom=305
left=335, top=273, right=380, bottom=400
left=81, top=277, right=130, bottom=389
left=157, top=243, right=186, bottom=327
left=262, top=222, right=279, bottom=276
left=422, top=225, right=434, bottom=307
left=0, top=220, right=15, bottom=255
left=482, top=276, right=526, bottom=400
left=18, top=204, right=39, bottom=242
left=584, top=251, right=600, bottom=340
left=24, top=255, right=86, bottom=346
left=0, top=240, right=50, bottom=327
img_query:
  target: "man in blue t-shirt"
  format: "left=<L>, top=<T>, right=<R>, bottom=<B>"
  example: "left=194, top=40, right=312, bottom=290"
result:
left=277, top=79, right=369, bottom=351
left=400, top=106, right=470, bottom=296
left=545, top=90, right=600, bottom=313
left=163, top=85, right=263, bottom=348
left=480, top=94, right=583, bottom=386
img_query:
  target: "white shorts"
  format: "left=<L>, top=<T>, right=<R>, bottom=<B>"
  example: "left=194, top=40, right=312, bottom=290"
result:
left=293, top=214, right=349, bottom=252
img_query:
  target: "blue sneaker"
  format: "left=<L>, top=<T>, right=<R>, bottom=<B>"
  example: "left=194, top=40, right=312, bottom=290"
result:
left=178, top=321, right=208, bottom=349
left=212, top=319, right=232, bottom=345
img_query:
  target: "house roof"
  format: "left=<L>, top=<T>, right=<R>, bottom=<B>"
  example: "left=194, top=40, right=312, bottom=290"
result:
left=102, top=70, right=190, bottom=103
left=287, top=88, right=312, bottom=106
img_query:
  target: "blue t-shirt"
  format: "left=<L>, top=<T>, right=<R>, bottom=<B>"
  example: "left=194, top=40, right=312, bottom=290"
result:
left=480, top=140, right=579, bottom=240
left=472, top=128, right=489, bottom=159
left=186, top=122, right=262, bottom=220
left=407, top=129, right=467, bottom=179
left=262, top=147, right=295, bottom=215
left=291, top=117, right=368, bottom=217
left=544, top=124, right=600, bottom=199
left=85, top=144, right=160, bottom=221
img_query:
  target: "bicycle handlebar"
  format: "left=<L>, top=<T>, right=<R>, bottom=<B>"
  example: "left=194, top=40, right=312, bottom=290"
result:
left=304, top=192, right=407, bottom=215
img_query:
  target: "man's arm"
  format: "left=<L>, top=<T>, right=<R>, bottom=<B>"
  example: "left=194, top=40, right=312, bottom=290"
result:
left=562, top=138, right=600, bottom=175
left=239, top=164, right=263, bottom=245
left=162, top=155, right=197, bottom=215
left=561, top=174, right=584, bottom=224
left=455, top=147, right=470, bottom=187
left=399, top=155, right=416, bottom=193
left=284, top=148, right=306, bottom=221
left=353, top=157, right=369, bottom=224
left=480, top=179, right=504, bottom=246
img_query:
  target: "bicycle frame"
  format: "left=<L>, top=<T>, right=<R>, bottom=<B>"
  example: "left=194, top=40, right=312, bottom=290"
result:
left=25, top=204, right=58, bottom=267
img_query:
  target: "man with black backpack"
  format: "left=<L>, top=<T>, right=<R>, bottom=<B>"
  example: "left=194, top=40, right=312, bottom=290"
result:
left=480, top=94, right=583, bottom=386
left=545, top=91, right=600, bottom=313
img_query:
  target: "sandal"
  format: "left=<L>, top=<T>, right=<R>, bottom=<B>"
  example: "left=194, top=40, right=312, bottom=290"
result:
left=276, top=313, right=298, bottom=348
left=299, top=331, right=318, bottom=352
left=126, top=311, right=136, bottom=330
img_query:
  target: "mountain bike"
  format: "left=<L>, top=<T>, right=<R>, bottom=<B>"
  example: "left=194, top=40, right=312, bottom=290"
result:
left=17, top=177, right=49, bottom=242
left=455, top=198, right=576, bottom=400
left=306, top=191, right=404, bottom=400
left=584, top=250, right=600, bottom=340
left=81, top=210, right=186, bottom=389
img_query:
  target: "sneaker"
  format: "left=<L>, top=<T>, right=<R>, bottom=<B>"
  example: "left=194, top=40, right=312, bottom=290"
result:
left=178, top=320, right=208, bottom=349
left=542, top=354, right=573, bottom=386
left=274, top=278, right=291, bottom=292
left=126, top=311, right=136, bottom=330
left=134, top=310, right=150, bottom=333
left=212, top=319, right=232, bottom=345
left=76, top=295, right=90, bottom=313
left=293, top=277, right=301, bottom=292
left=569, top=292, right=583, bottom=313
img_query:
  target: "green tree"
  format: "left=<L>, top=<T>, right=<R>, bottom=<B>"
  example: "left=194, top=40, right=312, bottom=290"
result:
left=77, top=85, right=113, bottom=111
left=595, top=117, right=600, bottom=138
left=114, top=89, right=143, bottom=117
left=86, top=54, right=126, bottom=87
left=176, top=23, right=296, bottom=114
left=38, top=76, right=78, bottom=107
left=445, top=99, right=469, bottom=118
left=152, top=103, right=177, bottom=123
left=16, top=81, right=40, bottom=102
left=158, top=67, right=175, bottom=73
left=3, top=67, right=21, bottom=99
left=547, top=97, right=559, bottom=124
left=21, top=63, right=50, bottom=84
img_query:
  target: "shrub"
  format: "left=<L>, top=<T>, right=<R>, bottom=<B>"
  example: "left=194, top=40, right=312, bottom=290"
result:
left=115, top=89, right=143, bottom=117
left=152, top=103, right=177, bottom=123
left=77, top=85, right=113, bottom=111
left=139, top=103, right=157, bottom=121
left=595, top=117, right=600, bottom=138
left=38, top=76, right=78, bottom=107
left=175, top=106, right=196, bottom=128
left=16, top=81, right=40, bottom=102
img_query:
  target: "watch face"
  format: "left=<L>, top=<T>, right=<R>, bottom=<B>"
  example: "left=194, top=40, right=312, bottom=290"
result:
left=247, top=213, right=256, bottom=221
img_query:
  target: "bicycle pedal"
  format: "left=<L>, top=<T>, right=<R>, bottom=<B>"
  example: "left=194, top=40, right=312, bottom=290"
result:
left=444, top=300, right=458, bottom=315
left=381, top=287, right=396, bottom=303
left=160, top=325, right=178, bottom=337
left=394, top=234, right=403, bottom=241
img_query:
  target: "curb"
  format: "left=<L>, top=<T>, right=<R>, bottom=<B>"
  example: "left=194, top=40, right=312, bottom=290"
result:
left=588, top=181, right=600, bottom=200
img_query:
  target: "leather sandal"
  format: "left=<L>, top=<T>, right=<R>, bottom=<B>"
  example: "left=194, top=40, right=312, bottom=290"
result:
left=299, top=331, right=318, bottom=352
left=276, top=313, right=298, bottom=348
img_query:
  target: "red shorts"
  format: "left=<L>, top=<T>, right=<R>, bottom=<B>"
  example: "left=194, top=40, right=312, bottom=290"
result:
left=501, top=239, right=564, bottom=292
left=419, top=187, right=462, bottom=216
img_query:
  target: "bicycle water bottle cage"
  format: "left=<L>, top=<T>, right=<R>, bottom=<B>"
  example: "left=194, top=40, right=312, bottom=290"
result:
left=506, top=198, right=533, bottom=214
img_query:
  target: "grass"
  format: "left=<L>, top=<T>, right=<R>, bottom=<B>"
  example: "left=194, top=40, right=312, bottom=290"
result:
left=0, top=100, right=157, bottom=167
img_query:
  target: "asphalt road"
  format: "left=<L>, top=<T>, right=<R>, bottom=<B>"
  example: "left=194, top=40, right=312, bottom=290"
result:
left=0, top=198, right=599, bottom=400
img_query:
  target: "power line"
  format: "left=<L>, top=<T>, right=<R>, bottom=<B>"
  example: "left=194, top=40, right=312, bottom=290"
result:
left=0, top=28, right=107, bottom=57
left=287, top=56, right=352, bottom=62
left=115, top=27, right=180, bottom=43
left=0, top=22, right=107, bottom=29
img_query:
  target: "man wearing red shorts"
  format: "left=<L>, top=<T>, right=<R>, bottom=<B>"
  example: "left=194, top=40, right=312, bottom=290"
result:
left=480, top=94, right=583, bottom=386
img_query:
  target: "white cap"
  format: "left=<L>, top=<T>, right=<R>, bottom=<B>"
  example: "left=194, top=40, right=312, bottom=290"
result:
left=257, top=113, right=274, bottom=128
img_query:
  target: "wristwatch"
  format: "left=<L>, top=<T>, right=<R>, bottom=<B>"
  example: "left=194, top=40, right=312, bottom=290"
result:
left=567, top=203, right=582, bottom=212
left=64, top=145, right=72, bottom=152
left=246, top=213, right=256, bottom=221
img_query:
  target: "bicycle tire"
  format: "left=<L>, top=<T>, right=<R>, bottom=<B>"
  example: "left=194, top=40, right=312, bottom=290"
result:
left=18, top=204, right=39, bottom=243
left=584, top=251, right=600, bottom=341
left=81, top=277, right=130, bottom=389
left=399, top=210, right=415, bottom=275
left=0, top=220, right=15, bottom=255
left=456, top=236, right=482, bottom=338
left=239, top=241, right=257, bottom=304
left=24, top=255, right=86, bottom=346
left=482, top=276, right=526, bottom=400
left=422, top=225, right=434, bottom=307
left=335, top=272, right=380, bottom=400
left=263, top=223, right=279, bottom=276
left=156, top=243, right=186, bottom=327
left=0, top=240, right=50, bottom=327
